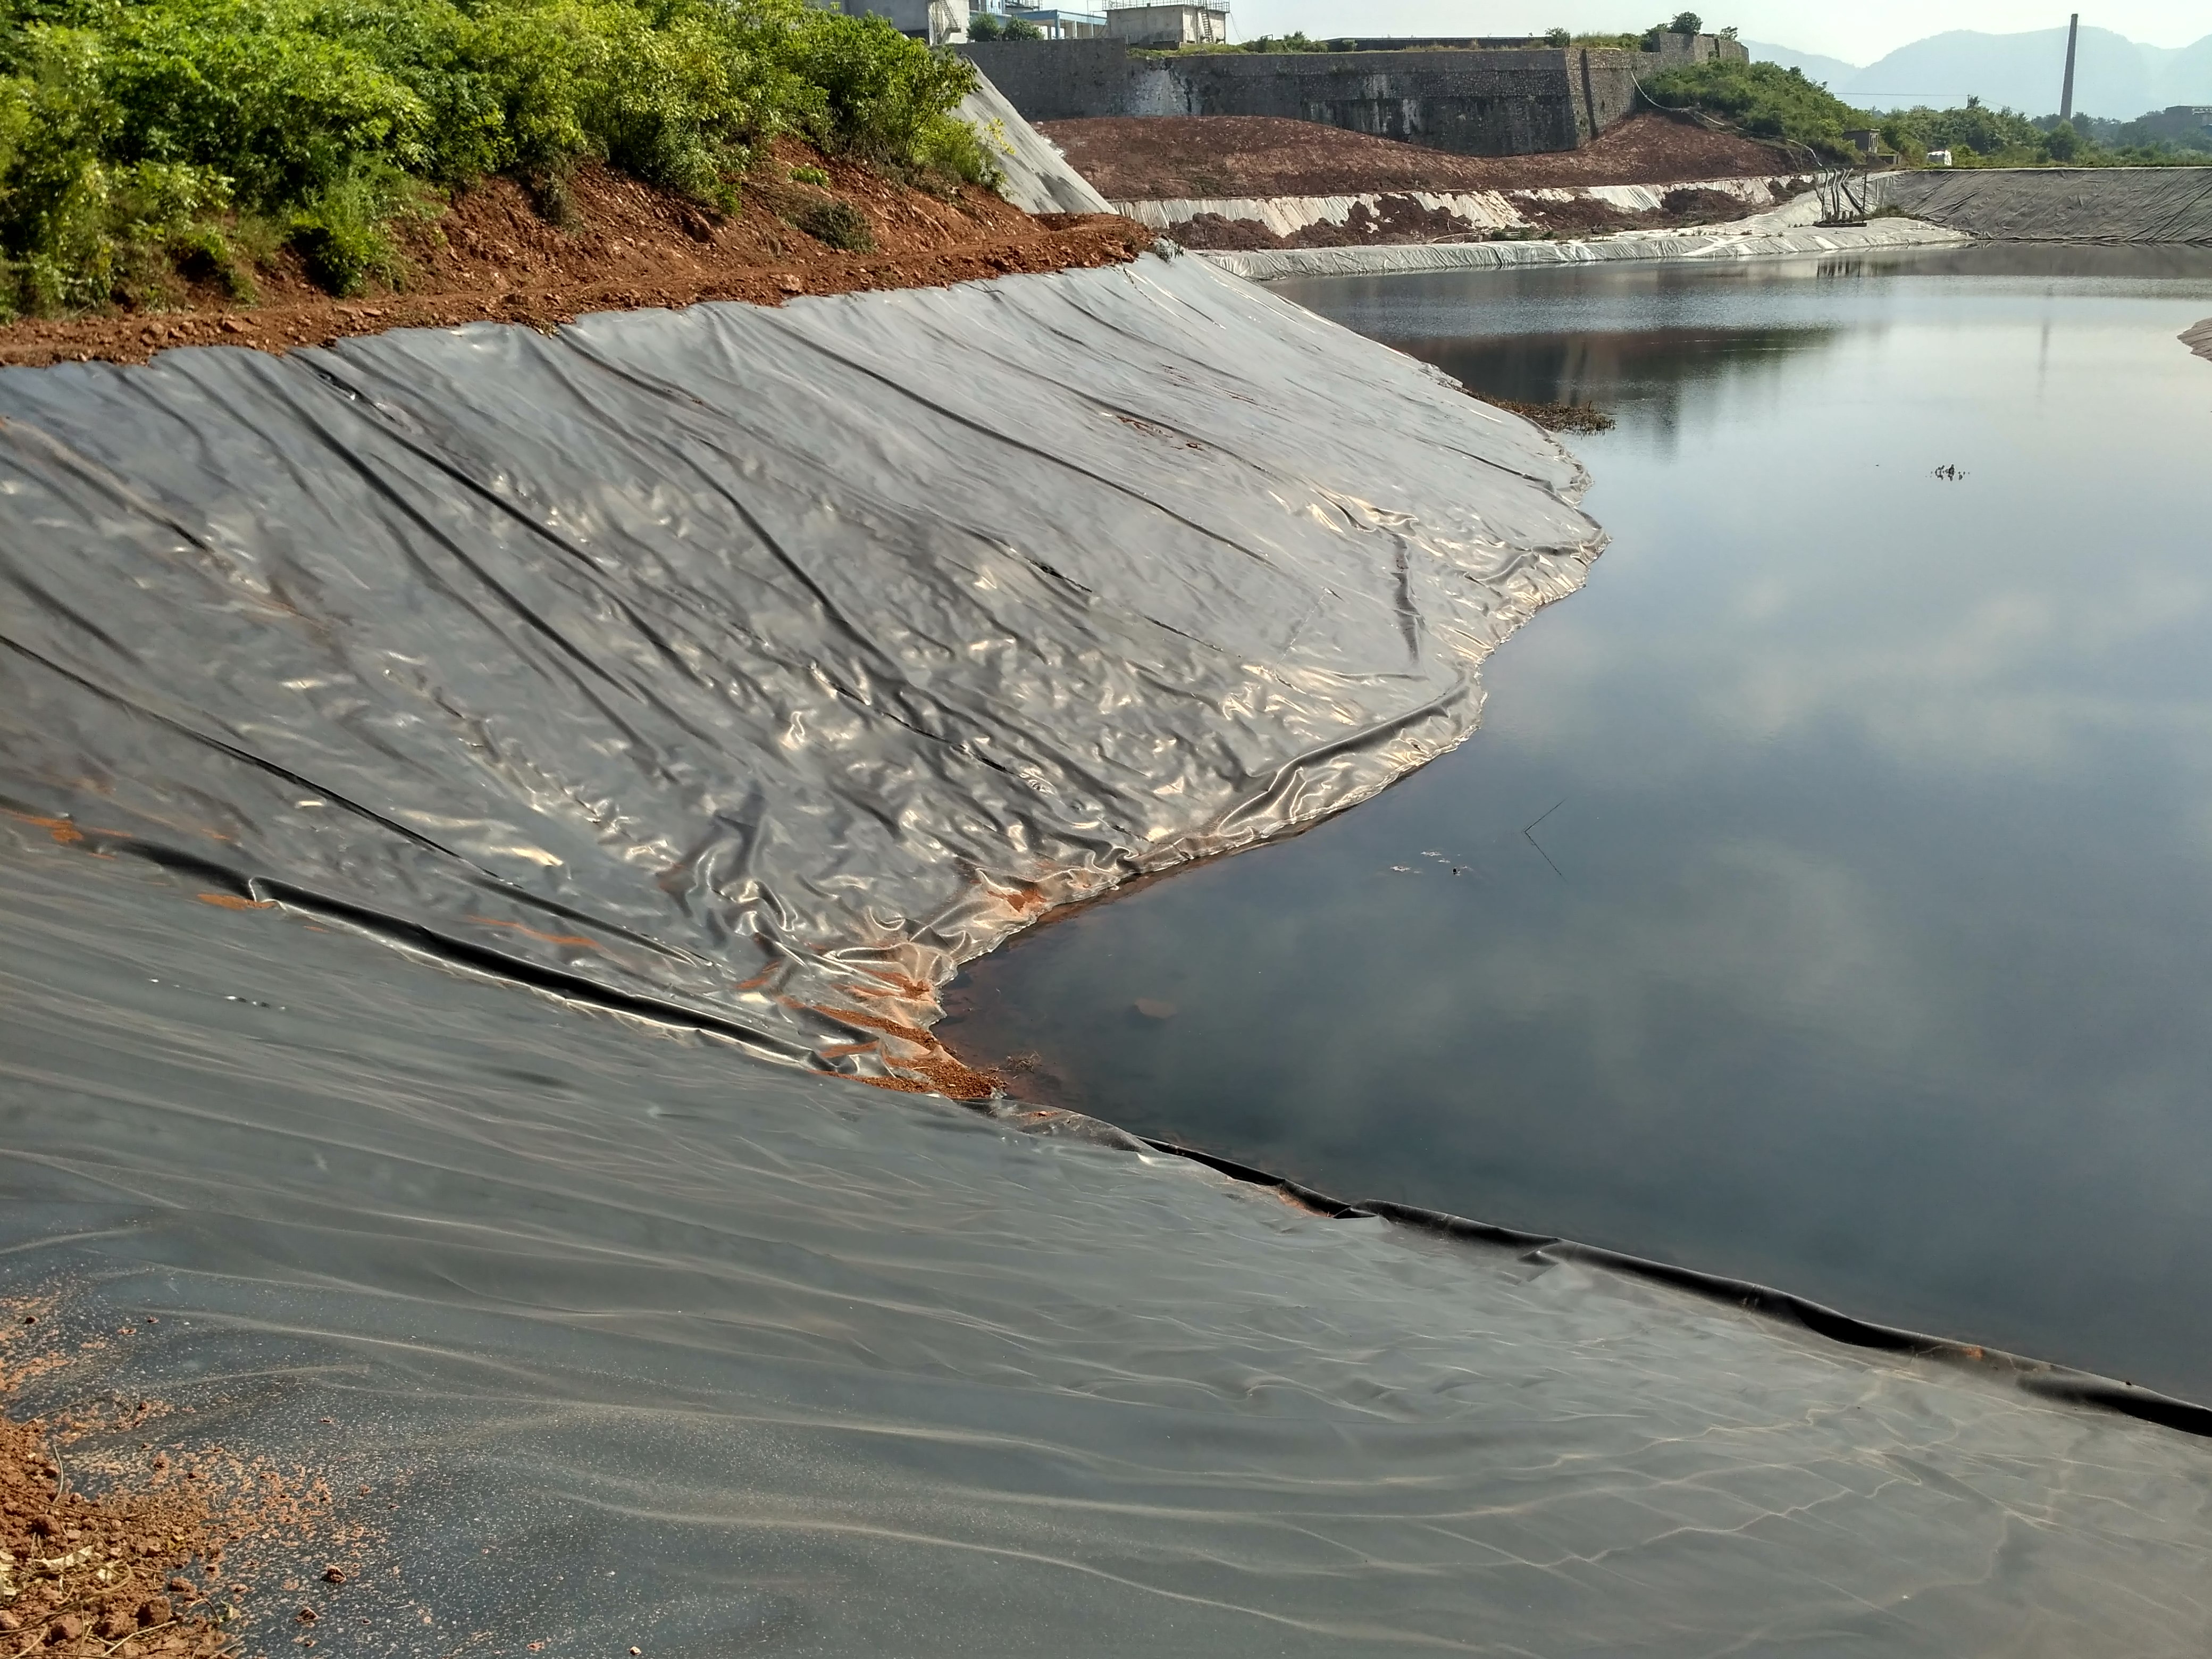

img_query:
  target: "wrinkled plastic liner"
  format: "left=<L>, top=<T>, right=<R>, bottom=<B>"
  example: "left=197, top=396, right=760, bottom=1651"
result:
left=1150, top=1138, right=2212, bottom=1438
left=0, top=252, right=1598, bottom=1085
left=6, top=829, right=2212, bottom=1656
left=1872, top=166, right=2212, bottom=243
left=7, top=254, right=2212, bottom=1654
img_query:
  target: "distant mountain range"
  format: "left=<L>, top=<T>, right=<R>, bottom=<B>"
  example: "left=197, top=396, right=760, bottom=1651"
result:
left=1746, top=27, right=2212, bottom=120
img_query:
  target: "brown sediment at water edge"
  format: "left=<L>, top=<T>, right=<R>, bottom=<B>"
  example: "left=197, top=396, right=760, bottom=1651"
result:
left=1467, top=393, right=1616, bottom=432
left=0, top=1295, right=376, bottom=1657
left=0, top=142, right=1150, bottom=371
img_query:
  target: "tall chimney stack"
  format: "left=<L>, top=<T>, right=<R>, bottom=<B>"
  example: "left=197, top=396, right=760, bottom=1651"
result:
left=2060, top=13, right=2080, bottom=121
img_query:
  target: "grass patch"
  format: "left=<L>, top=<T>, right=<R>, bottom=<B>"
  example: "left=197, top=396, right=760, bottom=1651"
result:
left=0, top=0, right=994, bottom=319
left=785, top=194, right=873, bottom=253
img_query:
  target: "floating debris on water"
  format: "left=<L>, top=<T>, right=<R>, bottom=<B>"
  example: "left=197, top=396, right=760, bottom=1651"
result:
left=1470, top=392, right=1618, bottom=433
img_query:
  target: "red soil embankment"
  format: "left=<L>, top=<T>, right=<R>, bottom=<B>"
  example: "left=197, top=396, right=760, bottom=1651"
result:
left=0, top=142, right=1151, bottom=370
left=1041, top=112, right=1792, bottom=199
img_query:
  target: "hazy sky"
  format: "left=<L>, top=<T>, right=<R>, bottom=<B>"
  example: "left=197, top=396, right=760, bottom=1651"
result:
left=1228, top=3, right=2210, bottom=64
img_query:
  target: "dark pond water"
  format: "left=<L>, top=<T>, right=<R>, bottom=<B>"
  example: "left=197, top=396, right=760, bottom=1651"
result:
left=943, top=245, right=2212, bottom=1402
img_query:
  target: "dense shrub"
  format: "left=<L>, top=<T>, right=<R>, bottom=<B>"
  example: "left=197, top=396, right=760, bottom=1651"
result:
left=786, top=192, right=871, bottom=252
left=0, top=0, right=988, bottom=316
left=967, top=14, right=1040, bottom=41
left=2108, top=110, right=2212, bottom=156
left=1235, top=33, right=1339, bottom=52
left=1881, top=99, right=2046, bottom=163
left=1880, top=99, right=2210, bottom=167
left=785, top=12, right=975, bottom=173
left=1636, top=12, right=1700, bottom=51
left=1641, top=58, right=1870, bottom=159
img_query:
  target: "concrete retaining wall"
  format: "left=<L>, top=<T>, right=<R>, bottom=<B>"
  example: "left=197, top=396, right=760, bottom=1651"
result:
left=1870, top=168, right=2212, bottom=242
left=956, top=40, right=1652, bottom=156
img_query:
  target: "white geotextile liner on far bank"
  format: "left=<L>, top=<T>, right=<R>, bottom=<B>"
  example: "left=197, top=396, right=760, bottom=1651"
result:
left=0, top=251, right=1601, bottom=1079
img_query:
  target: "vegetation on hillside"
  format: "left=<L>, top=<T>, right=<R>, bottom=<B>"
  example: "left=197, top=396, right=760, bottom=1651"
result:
left=2102, top=110, right=2212, bottom=157
left=0, top=0, right=992, bottom=319
left=1882, top=100, right=2212, bottom=166
left=1640, top=58, right=1867, bottom=158
left=1554, top=14, right=1732, bottom=52
left=1643, top=60, right=2212, bottom=167
left=1231, top=32, right=1341, bottom=52
left=1141, top=32, right=1353, bottom=55
left=965, top=13, right=1040, bottom=41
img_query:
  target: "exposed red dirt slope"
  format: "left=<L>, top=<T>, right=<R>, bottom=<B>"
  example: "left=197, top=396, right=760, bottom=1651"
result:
left=2, top=1295, right=407, bottom=1658
left=0, top=1413, right=228, bottom=1658
left=0, top=141, right=1151, bottom=370
left=1041, top=112, right=1792, bottom=198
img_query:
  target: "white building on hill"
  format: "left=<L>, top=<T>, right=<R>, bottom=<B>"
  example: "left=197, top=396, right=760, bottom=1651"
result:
left=1104, top=1, right=1230, bottom=47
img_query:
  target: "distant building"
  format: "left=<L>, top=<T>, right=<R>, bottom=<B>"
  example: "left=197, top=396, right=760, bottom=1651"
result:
left=1104, top=1, right=1229, bottom=48
left=1013, top=6, right=1108, bottom=38
left=832, top=0, right=933, bottom=36
left=847, top=0, right=1104, bottom=43
left=1843, top=129, right=1881, bottom=156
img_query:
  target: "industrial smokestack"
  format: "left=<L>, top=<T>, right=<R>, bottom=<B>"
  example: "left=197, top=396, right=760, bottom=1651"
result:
left=2060, top=13, right=2079, bottom=122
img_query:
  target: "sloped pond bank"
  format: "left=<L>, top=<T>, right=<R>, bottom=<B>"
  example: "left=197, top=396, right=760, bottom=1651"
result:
left=5, top=237, right=2212, bottom=1654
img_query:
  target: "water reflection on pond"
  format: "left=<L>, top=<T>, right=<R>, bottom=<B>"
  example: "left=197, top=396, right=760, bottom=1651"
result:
left=943, top=246, right=2212, bottom=1402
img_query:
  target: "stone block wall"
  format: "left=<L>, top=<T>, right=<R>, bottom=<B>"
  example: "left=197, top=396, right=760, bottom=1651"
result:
left=960, top=38, right=1134, bottom=122
left=955, top=40, right=1676, bottom=156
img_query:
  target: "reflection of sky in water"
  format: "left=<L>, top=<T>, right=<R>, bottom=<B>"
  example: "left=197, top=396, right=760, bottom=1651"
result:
left=944, top=247, right=2212, bottom=1402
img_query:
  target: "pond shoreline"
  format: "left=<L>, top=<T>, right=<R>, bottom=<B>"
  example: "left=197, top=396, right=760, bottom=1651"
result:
left=1199, top=212, right=1969, bottom=280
